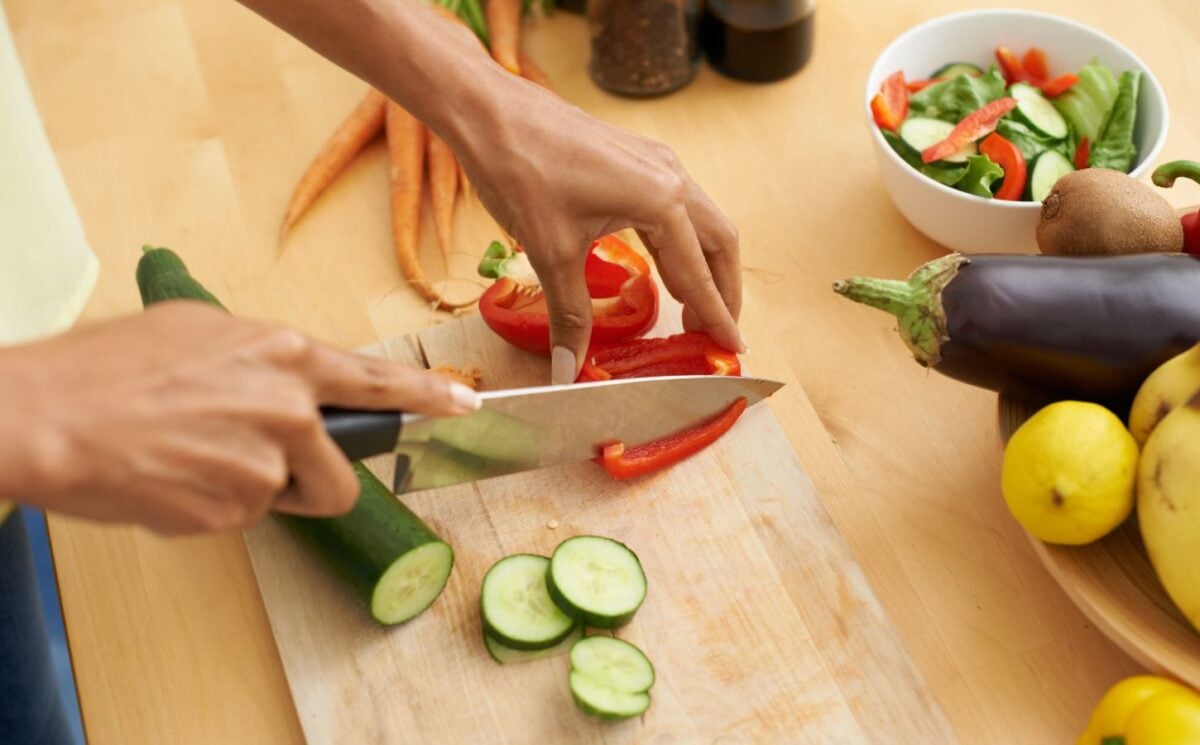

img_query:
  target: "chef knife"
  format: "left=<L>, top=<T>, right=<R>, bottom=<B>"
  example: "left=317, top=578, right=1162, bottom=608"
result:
left=322, top=375, right=783, bottom=493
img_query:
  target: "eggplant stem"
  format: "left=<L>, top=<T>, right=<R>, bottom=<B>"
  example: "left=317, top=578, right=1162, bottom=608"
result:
left=832, top=253, right=967, bottom=367
left=1152, top=160, right=1200, bottom=189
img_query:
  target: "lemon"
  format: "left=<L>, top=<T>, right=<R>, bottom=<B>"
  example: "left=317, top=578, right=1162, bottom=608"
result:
left=1002, top=401, right=1138, bottom=545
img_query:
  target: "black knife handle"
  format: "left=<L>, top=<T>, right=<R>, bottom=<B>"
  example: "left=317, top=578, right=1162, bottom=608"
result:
left=321, top=407, right=403, bottom=462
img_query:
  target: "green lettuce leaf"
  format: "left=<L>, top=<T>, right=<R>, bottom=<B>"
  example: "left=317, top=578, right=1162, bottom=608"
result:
left=995, top=119, right=1073, bottom=163
left=882, top=130, right=968, bottom=187
left=909, top=67, right=1007, bottom=123
left=1052, top=62, right=1119, bottom=142
left=957, top=154, right=1004, bottom=198
left=1089, top=70, right=1141, bottom=172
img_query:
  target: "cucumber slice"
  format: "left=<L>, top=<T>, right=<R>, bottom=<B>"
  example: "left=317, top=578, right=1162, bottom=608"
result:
left=1010, top=83, right=1069, bottom=139
left=484, top=625, right=582, bottom=665
left=569, top=636, right=655, bottom=693
left=899, top=118, right=976, bottom=163
left=481, top=554, right=576, bottom=650
left=547, top=536, right=646, bottom=629
left=1029, top=150, right=1075, bottom=202
left=931, top=62, right=983, bottom=80
left=568, top=671, right=651, bottom=721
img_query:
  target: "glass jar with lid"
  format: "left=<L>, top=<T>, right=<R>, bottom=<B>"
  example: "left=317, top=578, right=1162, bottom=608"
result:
left=587, top=0, right=701, bottom=96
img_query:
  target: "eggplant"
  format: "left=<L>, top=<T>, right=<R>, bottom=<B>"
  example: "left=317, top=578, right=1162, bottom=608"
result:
left=833, top=252, right=1200, bottom=401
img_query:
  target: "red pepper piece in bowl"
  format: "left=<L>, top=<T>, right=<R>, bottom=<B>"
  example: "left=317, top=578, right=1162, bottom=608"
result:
left=871, top=71, right=909, bottom=132
left=921, top=97, right=1018, bottom=164
left=979, top=133, right=1027, bottom=201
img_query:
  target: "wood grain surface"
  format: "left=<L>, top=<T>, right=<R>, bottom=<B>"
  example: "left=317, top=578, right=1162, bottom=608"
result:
left=7, top=0, right=1200, bottom=742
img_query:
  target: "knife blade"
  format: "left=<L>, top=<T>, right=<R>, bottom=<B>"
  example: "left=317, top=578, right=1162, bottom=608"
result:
left=322, top=375, right=783, bottom=493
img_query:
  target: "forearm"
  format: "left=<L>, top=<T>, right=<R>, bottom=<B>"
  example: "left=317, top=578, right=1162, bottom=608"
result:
left=0, top=346, right=60, bottom=504
left=235, top=0, right=509, bottom=147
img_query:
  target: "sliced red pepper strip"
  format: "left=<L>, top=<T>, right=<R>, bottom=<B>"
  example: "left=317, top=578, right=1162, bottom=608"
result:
left=906, top=78, right=937, bottom=93
left=921, top=97, right=1018, bottom=164
left=978, top=133, right=1027, bottom=201
left=577, top=332, right=741, bottom=381
left=1075, top=137, right=1091, bottom=170
left=995, top=46, right=1027, bottom=85
left=1021, top=47, right=1049, bottom=83
left=477, top=235, right=658, bottom=355
left=871, top=71, right=908, bottom=132
left=1040, top=73, right=1079, bottom=98
left=597, top=398, right=748, bottom=480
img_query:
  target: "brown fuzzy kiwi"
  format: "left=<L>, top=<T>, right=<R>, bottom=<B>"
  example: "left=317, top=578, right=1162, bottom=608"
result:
left=1036, top=168, right=1183, bottom=256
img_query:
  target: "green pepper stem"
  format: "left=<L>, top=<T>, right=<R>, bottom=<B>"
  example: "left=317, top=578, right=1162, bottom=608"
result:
left=832, top=253, right=967, bottom=366
left=1152, top=160, right=1200, bottom=189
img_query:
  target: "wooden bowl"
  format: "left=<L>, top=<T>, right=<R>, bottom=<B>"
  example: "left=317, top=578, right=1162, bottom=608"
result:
left=998, top=395, right=1200, bottom=685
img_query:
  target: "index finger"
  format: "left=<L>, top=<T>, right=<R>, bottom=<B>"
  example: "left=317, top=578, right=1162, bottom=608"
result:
left=299, top=342, right=480, bottom=415
left=640, top=208, right=746, bottom=353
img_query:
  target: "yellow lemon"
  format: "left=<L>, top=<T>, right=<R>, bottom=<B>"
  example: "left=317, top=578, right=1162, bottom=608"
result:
left=1002, top=401, right=1138, bottom=545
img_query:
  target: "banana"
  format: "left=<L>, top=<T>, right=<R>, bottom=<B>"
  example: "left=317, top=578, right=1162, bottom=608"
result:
left=1129, top=344, right=1200, bottom=446
left=1138, top=394, right=1200, bottom=633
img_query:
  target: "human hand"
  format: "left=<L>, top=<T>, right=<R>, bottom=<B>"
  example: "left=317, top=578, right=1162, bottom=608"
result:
left=0, top=302, right=478, bottom=534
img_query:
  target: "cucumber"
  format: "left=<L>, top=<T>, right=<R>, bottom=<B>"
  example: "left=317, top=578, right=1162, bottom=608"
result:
left=135, top=246, right=455, bottom=626
left=1029, top=150, right=1075, bottom=202
left=931, top=62, right=983, bottom=80
left=484, top=625, right=582, bottom=664
left=1009, top=83, right=1069, bottom=139
left=569, top=636, right=655, bottom=693
left=568, top=672, right=650, bottom=720
left=547, top=536, right=646, bottom=629
left=899, top=118, right=976, bottom=163
left=481, top=554, right=576, bottom=650
left=280, top=464, right=454, bottom=624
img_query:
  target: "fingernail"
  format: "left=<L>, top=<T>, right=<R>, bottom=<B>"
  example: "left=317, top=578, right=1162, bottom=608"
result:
left=449, top=382, right=481, bottom=411
left=551, top=346, right=577, bottom=385
left=737, top=331, right=750, bottom=354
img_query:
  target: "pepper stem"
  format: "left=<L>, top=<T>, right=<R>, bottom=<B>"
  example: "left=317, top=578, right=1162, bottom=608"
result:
left=832, top=253, right=968, bottom=367
left=1152, top=160, right=1200, bottom=189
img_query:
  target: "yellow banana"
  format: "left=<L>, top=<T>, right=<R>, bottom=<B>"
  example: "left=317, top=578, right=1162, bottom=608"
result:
left=1130, top=344, right=1200, bottom=446
left=1138, top=395, right=1200, bottom=634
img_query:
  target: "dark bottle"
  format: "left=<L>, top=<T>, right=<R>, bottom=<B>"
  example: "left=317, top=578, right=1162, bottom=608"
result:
left=702, top=0, right=815, bottom=83
left=588, top=0, right=702, bottom=97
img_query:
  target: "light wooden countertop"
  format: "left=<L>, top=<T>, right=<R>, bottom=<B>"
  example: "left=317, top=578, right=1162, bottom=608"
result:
left=10, top=0, right=1200, bottom=741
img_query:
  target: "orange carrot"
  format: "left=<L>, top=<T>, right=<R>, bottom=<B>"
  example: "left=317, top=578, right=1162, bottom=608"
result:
left=517, top=52, right=554, bottom=92
left=281, top=88, right=387, bottom=239
left=487, top=0, right=521, bottom=75
left=426, top=131, right=459, bottom=260
left=385, top=102, right=474, bottom=311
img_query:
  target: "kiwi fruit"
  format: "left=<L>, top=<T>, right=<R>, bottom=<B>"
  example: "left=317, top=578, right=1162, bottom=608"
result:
left=1037, top=168, right=1183, bottom=256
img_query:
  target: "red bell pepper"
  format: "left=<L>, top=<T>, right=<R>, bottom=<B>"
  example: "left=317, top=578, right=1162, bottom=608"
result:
left=995, top=46, right=1027, bottom=85
left=597, top=398, right=747, bottom=480
left=1152, top=161, right=1200, bottom=255
left=1075, top=137, right=1091, bottom=170
left=921, top=97, right=1018, bottom=164
left=577, top=332, right=741, bottom=381
left=476, top=235, right=658, bottom=355
left=978, top=133, right=1027, bottom=201
left=1040, top=73, right=1079, bottom=98
left=870, top=71, right=909, bottom=132
left=1021, top=47, right=1049, bottom=82
left=906, top=78, right=937, bottom=93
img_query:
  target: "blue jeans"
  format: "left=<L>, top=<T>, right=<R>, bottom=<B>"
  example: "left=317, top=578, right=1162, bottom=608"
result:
left=0, top=511, right=73, bottom=745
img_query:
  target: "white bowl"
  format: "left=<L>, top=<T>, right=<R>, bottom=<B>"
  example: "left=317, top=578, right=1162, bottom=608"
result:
left=865, top=9, right=1169, bottom=254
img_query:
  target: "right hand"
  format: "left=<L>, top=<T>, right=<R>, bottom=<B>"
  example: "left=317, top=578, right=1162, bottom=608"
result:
left=0, top=302, right=479, bottom=534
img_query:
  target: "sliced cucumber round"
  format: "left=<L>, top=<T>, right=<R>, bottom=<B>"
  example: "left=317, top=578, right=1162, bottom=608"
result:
left=1029, top=150, right=1075, bottom=202
left=481, top=554, right=576, bottom=650
left=568, top=671, right=651, bottom=721
left=483, top=625, right=582, bottom=665
left=547, top=536, right=646, bottom=629
left=570, top=636, right=655, bottom=693
left=1010, top=82, right=1069, bottom=139
left=931, top=62, right=983, bottom=80
left=899, top=118, right=976, bottom=163
left=372, top=541, right=455, bottom=624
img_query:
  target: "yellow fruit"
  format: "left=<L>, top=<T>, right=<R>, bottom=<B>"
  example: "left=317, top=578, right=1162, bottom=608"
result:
left=1138, top=400, right=1200, bottom=633
left=1129, top=344, right=1200, bottom=446
left=1002, top=401, right=1138, bottom=545
left=1125, top=690, right=1200, bottom=745
left=1079, top=675, right=1195, bottom=743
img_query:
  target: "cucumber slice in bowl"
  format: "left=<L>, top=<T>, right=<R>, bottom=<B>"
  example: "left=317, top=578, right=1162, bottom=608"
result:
left=931, top=62, right=983, bottom=79
left=568, top=671, right=651, bottom=721
left=547, top=536, right=647, bottom=629
left=481, top=554, right=576, bottom=650
left=484, top=625, right=582, bottom=664
left=1029, top=150, right=1075, bottom=202
left=570, top=636, right=655, bottom=693
left=1010, top=83, right=1069, bottom=139
left=899, top=118, right=976, bottom=163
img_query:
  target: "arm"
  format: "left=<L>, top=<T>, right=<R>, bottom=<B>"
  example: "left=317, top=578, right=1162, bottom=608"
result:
left=236, top=0, right=746, bottom=383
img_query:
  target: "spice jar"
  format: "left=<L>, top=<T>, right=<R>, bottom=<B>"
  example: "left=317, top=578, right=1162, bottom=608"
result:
left=587, top=0, right=701, bottom=97
left=702, top=0, right=815, bottom=83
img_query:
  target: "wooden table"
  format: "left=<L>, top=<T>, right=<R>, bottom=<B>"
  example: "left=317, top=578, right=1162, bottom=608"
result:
left=10, top=0, right=1200, bottom=741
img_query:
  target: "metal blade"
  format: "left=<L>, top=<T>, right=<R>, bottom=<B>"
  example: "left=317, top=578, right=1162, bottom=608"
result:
left=393, top=375, right=782, bottom=492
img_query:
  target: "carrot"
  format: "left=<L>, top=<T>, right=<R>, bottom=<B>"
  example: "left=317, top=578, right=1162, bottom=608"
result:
left=426, top=131, right=459, bottom=259
left=517, top=52, right=554, bottom=92
left=281, top=88, right=387, bottom=240
left=486, top=0, right=521, bottom=74
left=385, top=102, right=474, bottom=311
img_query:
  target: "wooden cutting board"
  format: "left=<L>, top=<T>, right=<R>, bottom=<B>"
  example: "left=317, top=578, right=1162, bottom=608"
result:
left=244, top=309, right=953, bottom=743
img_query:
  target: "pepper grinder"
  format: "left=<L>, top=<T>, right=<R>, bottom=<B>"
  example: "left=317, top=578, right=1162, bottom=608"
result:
left=587, top=0, right=701, bottom=97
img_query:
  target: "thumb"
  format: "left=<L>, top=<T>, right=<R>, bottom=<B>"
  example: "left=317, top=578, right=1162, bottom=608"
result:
left=533, top=248, right=593, bottom=385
